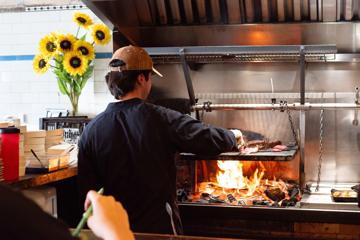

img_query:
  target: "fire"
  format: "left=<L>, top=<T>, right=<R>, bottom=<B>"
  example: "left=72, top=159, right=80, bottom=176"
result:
left=216, top=160, right=265, bottom=196
left=216, top=161, right=246, bottom=189
left=192, top=160, right=301, bottom=207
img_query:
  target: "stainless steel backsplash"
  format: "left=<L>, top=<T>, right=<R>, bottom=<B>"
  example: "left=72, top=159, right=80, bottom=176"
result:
left=152, top=62, right=360, bottom=183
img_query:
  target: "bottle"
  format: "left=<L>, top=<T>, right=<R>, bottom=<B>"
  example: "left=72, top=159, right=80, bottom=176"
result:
left=0, top=127, right=20, bottom=181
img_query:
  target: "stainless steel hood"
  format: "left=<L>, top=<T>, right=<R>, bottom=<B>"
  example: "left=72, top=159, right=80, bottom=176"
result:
left=83, top=0, right=360, bottom=52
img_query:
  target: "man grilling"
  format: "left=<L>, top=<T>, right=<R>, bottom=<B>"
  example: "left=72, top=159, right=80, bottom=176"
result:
left=77, top=45, right=242, bottom=234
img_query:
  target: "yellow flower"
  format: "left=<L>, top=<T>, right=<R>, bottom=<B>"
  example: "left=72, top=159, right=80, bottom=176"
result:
left=57, top=34, right=76, bottom=53
left=63, top=51, right=87, bottom=76
left=73, top=12, right=93, bottom=29
left=74, top=40, right=95, bottom=60
left=39, top=34, right=57, bottom=58
left=33, top=54, right=50, bottom=74
left=91, top=23, right=111, bottom=45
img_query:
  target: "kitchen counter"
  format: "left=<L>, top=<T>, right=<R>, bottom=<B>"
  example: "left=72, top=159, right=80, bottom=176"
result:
left=3, top=167, right=77, bottom=189
left=80, top=230, right=237, bottom=240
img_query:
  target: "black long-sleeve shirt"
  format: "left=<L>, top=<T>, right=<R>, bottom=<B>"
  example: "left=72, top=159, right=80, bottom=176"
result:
left=0, top=184, right=74, bottom=240
left=78, top=98, right=236, bottom=234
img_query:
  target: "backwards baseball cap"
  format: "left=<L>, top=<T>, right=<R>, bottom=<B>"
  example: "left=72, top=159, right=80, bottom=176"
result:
left=110, top=45, right=163, bottom=77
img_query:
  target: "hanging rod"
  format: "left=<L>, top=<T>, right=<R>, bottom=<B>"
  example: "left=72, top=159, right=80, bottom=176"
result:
left=193, top=102, right=360, bottom=111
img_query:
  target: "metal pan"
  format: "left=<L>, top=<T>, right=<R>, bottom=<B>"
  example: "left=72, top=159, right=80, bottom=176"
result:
left=331, top=189, right=357, bottom=202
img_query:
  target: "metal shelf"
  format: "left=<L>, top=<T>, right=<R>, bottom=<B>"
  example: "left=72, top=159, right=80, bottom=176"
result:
left=146, top=45, right=337, bottom=63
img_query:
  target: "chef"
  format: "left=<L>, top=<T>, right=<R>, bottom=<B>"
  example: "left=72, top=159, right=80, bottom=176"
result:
left=78, top=45, right=243, bottom=234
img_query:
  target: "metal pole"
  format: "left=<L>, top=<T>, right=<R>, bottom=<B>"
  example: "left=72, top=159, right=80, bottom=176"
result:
left=192, top=102, right=360, bottom=111
left=299, top=110, right=306, bottom=190
left=300, top=46, right=305, bottom=105
left=299, top=45, right=306, bottom=191
left=179, top=48, right=196, bottom=106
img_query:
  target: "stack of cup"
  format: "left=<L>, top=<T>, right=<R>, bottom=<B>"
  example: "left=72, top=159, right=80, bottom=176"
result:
left=45, top=129, right=64, bottom=150
left=18, top=125, right=27, bottom=177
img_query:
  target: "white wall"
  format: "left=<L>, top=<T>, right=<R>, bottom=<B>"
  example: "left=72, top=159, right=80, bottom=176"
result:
left=0, top=8, right=113, bottom=129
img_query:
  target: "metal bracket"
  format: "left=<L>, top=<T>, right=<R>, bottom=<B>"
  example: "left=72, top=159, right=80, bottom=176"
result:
left=279, top=100, right=286, bottom=112
left=179, top=48, right=196, bottom=106
left=355, top=87, right=359, bottom=104
left=271, top=98, right=277, bottom=110
left=354, top=87, right=359, bottom=126
left=203, top=101, right=212, bottom=112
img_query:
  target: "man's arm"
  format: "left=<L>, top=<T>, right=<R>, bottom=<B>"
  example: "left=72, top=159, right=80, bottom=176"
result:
left=159, top=108, right=238, bottom=155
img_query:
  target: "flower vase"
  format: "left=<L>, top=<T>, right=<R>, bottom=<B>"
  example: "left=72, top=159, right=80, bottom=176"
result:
left=69, top=90, right=80, bottom=116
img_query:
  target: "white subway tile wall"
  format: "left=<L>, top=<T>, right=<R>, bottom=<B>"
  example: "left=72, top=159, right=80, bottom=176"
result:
left=0, top=9, right=113, bottom=128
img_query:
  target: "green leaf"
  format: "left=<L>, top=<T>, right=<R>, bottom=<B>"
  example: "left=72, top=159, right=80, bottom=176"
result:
left=73, top=81, right=81, bottom=95
left=80, top=65, right=94, bottom=91
left=80, top=34, right=87, bottom=41
left=73, top=76, right=82, bottom=93
left=57, top=78, right=69, bottom=96
left=54, top=69, right=72, bottom=85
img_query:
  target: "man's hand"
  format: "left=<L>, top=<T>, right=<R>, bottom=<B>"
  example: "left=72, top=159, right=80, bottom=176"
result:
left=85, top=190, right=134, bottom=240
left=230, top=129, right=245, bottom=150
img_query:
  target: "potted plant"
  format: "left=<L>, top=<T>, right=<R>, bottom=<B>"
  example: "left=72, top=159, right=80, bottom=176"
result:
left=32, top=12, right=111, bottom=116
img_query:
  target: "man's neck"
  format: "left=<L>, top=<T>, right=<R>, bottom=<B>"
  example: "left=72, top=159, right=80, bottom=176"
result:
left=120, top=91, right=145, bottom=101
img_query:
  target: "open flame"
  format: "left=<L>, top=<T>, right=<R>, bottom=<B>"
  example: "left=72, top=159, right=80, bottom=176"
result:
left=194, top=160, right=301, bottom=206
left=217, top=160, right=265, bottom=196
left=217, top=161, right=246, bottom=189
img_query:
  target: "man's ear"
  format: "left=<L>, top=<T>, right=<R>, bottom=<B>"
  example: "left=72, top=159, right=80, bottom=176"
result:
left=136, top=73, right=146, bottom=86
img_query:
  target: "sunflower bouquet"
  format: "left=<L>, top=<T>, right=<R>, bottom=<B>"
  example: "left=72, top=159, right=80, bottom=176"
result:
left=33, top=12, right=111, bottom=115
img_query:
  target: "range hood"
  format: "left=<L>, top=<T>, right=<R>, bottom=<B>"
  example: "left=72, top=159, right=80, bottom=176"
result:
left=83, top=0, right=360, bottom=52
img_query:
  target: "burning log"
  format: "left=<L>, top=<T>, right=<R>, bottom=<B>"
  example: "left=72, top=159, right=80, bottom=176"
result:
left=252, top=200, right=271, bottom=206
left=209, top=196, right=225, bottom=204
left=281, top=199, right=297, bottom=207
left=227, top=194, right=237, bottom=203
left=288, top=186, right=300, bottom=200
left=264, top=187, right=286, bottom=202
left=188, top=158, right=302, bottom=207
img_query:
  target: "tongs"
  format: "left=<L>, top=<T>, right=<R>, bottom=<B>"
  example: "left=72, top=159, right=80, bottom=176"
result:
left=351, top=184, right=360, bottom=193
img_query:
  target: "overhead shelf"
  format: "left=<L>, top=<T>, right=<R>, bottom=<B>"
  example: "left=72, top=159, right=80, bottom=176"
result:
left=145, top=45, right=337, bottom=64
left=180, top=147, right=298, bottom=161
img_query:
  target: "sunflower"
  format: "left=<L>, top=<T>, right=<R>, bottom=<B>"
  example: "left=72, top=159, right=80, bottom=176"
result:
left=39, top=34, right=57, bottom=58
left=56, top=34, right=76, bottom=54
left=33, top=54, right=50, bottom=74
left=73, top=12, right=93, bottom=29
left=91, top=23, right=111, bottom=45
left=63, top=51, right=87, bottom=76
left=74, top=40, right=95, bottom=60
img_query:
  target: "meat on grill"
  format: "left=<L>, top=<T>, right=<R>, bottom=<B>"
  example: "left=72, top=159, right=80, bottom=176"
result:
left=240, top=139, right=287, bottom=154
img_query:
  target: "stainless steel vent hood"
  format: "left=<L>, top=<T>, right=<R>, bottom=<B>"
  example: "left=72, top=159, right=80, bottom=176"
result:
left=83, top=0, right=360, bottom=52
